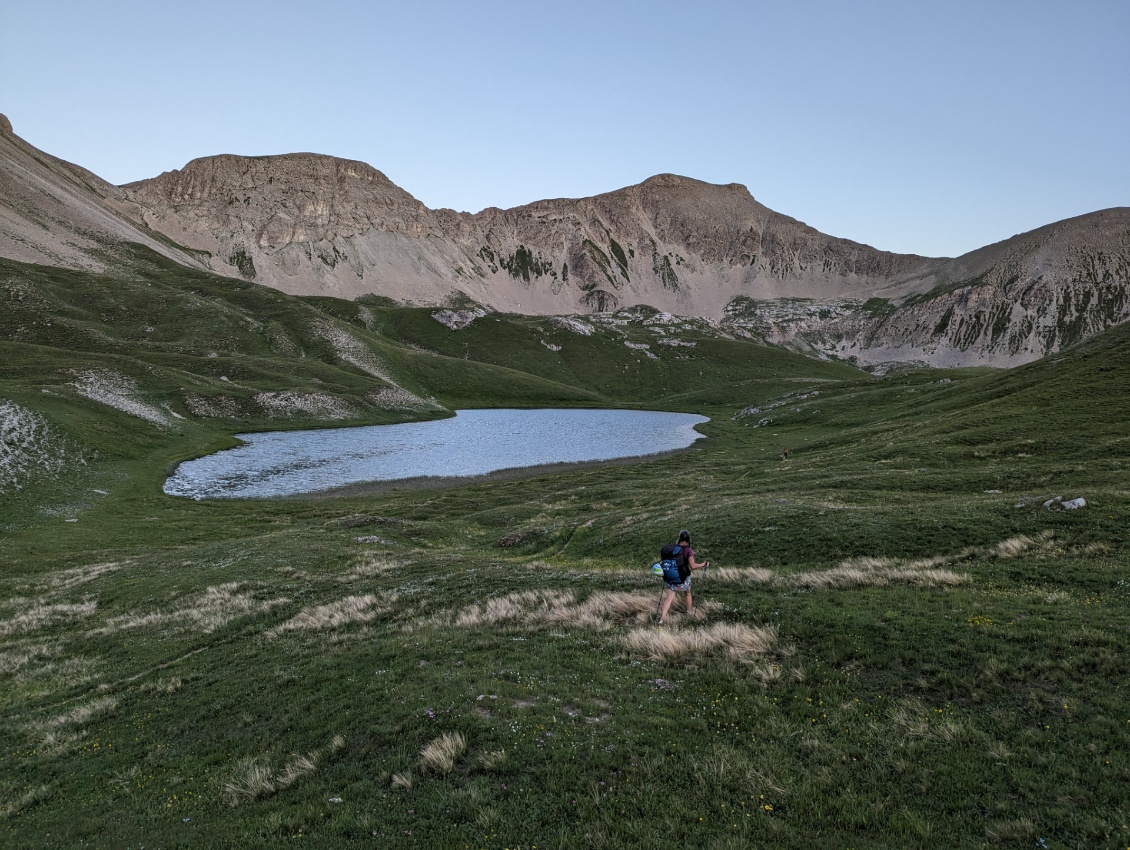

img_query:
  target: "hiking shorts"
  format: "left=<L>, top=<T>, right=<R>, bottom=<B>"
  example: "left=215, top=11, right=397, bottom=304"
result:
left=664, top=576, right=691, bottom=592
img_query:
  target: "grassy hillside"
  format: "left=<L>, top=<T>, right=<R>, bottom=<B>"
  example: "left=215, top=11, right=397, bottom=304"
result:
left=1, top=253, right=1128, bottom=848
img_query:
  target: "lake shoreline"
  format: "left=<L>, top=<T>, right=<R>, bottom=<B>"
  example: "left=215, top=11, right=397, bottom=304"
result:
left=165, top=409, right=709, bottom=499
left=287, top=446, right=700, bottom=499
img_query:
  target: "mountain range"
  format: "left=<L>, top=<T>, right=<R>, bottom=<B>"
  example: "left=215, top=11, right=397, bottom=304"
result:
left=2, top=113, right=1127, bottom=369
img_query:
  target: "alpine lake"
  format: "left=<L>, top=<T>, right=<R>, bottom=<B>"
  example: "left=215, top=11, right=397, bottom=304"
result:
left=164, top=408, right=709, bottom=498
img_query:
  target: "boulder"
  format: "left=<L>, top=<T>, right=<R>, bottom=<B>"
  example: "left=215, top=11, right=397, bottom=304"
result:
left=1043, top=495, right=1087, bottom=511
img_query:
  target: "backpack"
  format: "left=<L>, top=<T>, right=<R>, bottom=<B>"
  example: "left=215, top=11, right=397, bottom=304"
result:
left=658, top=543, right=689, bottom=583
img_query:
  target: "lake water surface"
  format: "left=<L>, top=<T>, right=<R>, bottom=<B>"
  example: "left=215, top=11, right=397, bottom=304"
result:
left=164, top=408, right=709, bottom=499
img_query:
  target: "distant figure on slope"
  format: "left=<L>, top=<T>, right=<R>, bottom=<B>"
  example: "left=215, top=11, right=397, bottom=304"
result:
left=781, top=447, right=789, bottom=461
left=658, top=529, right=710, bottom=626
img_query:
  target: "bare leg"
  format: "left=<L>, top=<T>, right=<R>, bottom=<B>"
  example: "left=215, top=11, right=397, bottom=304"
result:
left=658, top=589, right=676, bottom=623
left=685, top=590, right=693, bottom=617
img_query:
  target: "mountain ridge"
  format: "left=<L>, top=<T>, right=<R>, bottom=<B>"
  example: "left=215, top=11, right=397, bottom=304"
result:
left=2, top=113, right=1127, bottom=368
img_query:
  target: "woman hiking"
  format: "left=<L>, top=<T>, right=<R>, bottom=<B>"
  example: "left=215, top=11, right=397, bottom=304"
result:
left=658, top=529, right=709, bottom=625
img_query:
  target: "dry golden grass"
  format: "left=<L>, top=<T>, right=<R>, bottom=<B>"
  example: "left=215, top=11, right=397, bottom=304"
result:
left=475, top=749, right=509, bottom=771
left=985, top=818, right=1037, bottom=843
left=269, top=593, right=394, bottom=636
left=705, top=531, right=1074, bottom=592
left=747, top=661, right=785, bottom=686
left=222, top=757, right=277, bottom=805
left=39, top=695, right=117, bottom=730
left=411, top=590, right=719, bottom=633
left=0, top=600, right=97, bottom=637
left=222, top=735, right=344, bottom=806
left=0, top=642, right=51, bottom=676
left=993, top=534, right=1039, bottom=559
left=137, top=676, right=183, bottom=694
left=787, top=558, right=968, bottom=590
left=27, top=695, right=118, bottom=748
left=453, top=590, right=573, bottom=628
left=6, top=654, right=100, bottom=700
left=391, top=771, right=413, bottom=790
left=37, top=562, right=121, bottom=592
left=419, top=731, right=467, bottom=775
left=681, top=557, right=965, bottom=591
left=888, top=699, right=968, bottom=746
left=708, top=567, right=774, bottom=585
left=622, top=622, right=778, bottom=663
left=334, top=554, right=398, bottom=583
left=539, top=591, right=683, bottom=629
left=95, top=583, right=288, bottom=636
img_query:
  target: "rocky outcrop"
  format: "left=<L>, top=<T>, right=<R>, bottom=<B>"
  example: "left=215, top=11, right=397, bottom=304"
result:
left=121, top=153, right=469, bottom=299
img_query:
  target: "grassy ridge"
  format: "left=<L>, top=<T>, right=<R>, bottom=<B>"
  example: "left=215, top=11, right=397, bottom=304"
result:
left=1, top=256, right=1128, bottom=848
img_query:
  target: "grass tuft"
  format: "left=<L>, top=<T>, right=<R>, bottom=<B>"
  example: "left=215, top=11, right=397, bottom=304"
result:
left=475, top=749, right=509, bottom=771
left=222, top=735, right=343, bottom=805
left=391, top=771, right=413, bottom=790
left=95, top=583, right=287, bottom=635
left=419, top=732, right=467, bottom=775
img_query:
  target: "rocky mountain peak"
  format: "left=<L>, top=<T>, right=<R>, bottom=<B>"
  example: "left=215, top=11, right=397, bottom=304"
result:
left=123, top=152, right=439, bottom=249
left=0, top=114, right=12, bottom=136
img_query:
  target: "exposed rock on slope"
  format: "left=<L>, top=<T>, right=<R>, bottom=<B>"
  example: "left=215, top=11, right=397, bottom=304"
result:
left=0, top=115, right=207, bottom=273
left=122, top=153, right=473, bottom=300
left=437, top=174, right=943, bottom=317
left=0, top=398, right=81, bottom=493
left=122, top=158, right=944, bottom=315
left=809, top=208, right=1130, bottom=367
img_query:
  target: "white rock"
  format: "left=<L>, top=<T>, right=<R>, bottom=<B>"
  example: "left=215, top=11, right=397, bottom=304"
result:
left=432, top=308, right=486, bottom=330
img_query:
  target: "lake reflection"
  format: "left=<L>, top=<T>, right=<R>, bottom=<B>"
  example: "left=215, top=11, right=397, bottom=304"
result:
left=164, top=408, right=709, bottom=499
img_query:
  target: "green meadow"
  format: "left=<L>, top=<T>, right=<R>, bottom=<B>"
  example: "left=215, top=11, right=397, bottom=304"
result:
left=1, top=250, right=1128, bottom=848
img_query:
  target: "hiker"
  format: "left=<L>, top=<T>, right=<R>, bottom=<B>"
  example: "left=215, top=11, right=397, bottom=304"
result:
left=658, top=529, right=710, bottom=625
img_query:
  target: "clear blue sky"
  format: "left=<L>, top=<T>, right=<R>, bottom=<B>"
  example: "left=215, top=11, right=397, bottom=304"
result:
left=2, top=0, right=1127, bottom=258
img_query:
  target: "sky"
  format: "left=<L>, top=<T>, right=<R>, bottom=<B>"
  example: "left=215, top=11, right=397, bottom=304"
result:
left=2, top=0, right=1128, bottom=258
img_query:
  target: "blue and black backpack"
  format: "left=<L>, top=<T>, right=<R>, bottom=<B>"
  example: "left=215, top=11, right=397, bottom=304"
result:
left=657, top=543, right=689, bottom=583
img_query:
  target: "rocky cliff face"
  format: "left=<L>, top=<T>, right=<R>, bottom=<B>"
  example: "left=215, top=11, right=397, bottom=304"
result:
left=439, top=174, right=943, bottom=317
left=120, top=156, right=944, bottom=315
left=121, top=153, right=474, bottom=300
left=2, top=114, right=1127, bottom=368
